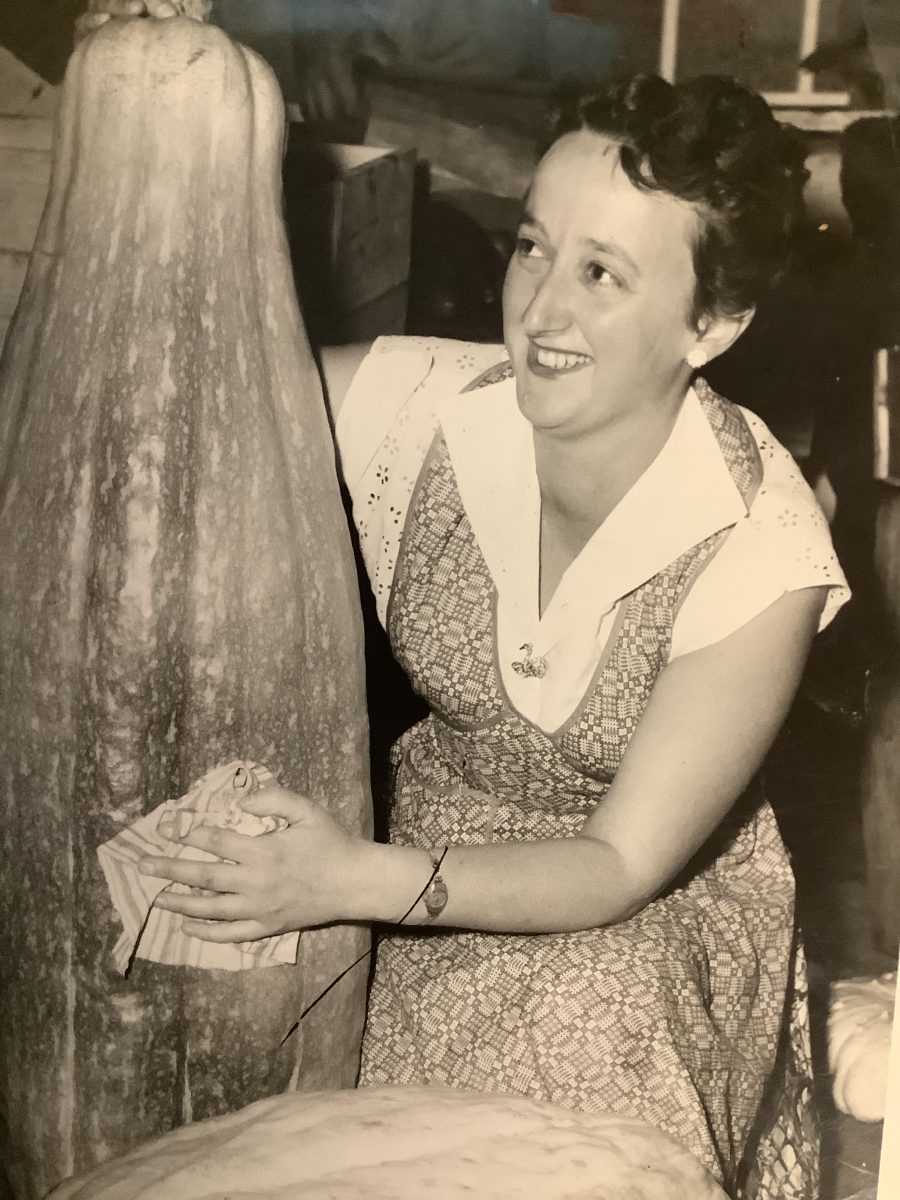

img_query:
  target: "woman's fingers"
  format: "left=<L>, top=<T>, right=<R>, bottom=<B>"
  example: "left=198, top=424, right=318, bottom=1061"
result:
left=140, top=853, right=243, bottom=892
left=180, top=918, right=268, bottom=943
left=241, top=786, right=318, bottom=825
left=136, top=788, right=345, bottom=940
left=155, top=820, right=264, bottom=864
left=153, top=889, right=248, bottom=920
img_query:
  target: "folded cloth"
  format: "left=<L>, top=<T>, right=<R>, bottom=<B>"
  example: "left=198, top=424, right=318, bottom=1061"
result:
left=97, top=760, right=300, bottom=974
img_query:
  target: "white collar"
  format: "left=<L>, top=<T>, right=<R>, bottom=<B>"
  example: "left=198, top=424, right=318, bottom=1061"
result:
left=438, top=376, right=748, bottom=640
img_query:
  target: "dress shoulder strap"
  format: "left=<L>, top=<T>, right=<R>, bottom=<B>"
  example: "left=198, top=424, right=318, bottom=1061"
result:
left=693, top=376, right=764, bottom=508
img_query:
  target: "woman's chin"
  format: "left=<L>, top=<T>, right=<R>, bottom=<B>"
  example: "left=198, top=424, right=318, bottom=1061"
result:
left=516, top=370, right=590, bottom=427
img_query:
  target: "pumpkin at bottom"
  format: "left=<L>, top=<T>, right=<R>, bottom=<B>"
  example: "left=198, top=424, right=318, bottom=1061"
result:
left=49, top=1085, right=728, bottom=1200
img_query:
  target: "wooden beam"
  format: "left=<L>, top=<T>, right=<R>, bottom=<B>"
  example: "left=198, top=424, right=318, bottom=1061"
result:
left=658, top=0, right=681, bottom=83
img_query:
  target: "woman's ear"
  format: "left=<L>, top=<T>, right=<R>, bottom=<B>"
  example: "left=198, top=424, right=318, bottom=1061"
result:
left=688, top=307, right=755, bottom=368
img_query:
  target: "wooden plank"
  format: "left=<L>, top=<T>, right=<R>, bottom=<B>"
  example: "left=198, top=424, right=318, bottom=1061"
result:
left=0, top=47, right=59, bottom=118
left=366, top=79, right=537, bottom=200
left=771, top=107, right=887, bottom=133
left=0, top=145, right=52, bottom=252
left=0, top=251, right=29, bottom=319
left=764, top=91, right=852, bottom=108
left=0, top=116, right=54, bottom=151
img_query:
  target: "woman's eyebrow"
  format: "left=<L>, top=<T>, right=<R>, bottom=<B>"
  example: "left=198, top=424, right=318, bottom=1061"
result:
left=518, top=211, right=545, bottom=233
left=517, top=216, right=640, bottom=279
left=584, top=237, right=640, bottom=276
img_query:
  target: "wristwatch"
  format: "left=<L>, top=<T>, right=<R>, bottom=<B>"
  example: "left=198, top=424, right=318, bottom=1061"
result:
left=423, top=849, right=449, bottom=922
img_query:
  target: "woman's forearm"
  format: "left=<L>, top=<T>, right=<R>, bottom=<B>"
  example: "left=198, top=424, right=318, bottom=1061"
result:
left=347, top=836, right=642, bottom=934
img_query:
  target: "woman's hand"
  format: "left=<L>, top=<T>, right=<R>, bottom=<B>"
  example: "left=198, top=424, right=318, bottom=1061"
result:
left=140, top=787, right=364, bottom=943
left=75, top=0, right=213, bottom=42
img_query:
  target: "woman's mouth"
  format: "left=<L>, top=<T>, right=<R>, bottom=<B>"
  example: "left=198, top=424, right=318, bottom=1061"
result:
left=527, top=344, right=593, bottom=377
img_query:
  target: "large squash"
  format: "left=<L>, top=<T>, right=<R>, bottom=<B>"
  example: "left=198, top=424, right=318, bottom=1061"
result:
left=0, top=13, right=371, bottom=1199
left=49, top=1086, right=729, bottom=1199
left=828, top=971, right=896, bottom=1121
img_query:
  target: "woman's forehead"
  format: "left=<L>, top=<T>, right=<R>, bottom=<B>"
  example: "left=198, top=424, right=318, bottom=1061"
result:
left=527, top=130, right=700, bottom=263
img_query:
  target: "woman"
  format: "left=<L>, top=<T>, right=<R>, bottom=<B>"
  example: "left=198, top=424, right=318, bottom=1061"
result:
left=142, top=75, right=848, bottom=1198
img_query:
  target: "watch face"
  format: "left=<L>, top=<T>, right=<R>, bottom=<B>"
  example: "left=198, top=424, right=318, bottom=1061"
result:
left=425, top=878, right=449, bottom=919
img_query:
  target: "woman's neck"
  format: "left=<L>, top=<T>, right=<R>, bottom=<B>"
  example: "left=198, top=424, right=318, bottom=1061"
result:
left=534, top=397, right=683, bottom=532
left=533, top=389, right=687, bottom=617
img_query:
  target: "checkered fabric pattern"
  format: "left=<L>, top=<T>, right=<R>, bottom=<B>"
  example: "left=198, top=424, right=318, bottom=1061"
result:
left=361, top=369, right=819, bottom=1200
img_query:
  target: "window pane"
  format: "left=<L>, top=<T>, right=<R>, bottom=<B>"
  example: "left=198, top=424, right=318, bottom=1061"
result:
left=676, top=0, right=846, bottom=93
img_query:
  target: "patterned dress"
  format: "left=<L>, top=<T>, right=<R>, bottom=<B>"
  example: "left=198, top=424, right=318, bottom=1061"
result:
left=356, top=363, right=821, bottom=1199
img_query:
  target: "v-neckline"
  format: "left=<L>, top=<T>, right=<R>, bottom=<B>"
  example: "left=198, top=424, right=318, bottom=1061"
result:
left=489, top=584, right=634, bottom=743
left=437, top=375, right=748, bottom=643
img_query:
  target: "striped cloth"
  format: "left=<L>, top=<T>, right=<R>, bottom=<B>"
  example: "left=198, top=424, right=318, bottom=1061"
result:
left=97, top=760, right=300, bottom=973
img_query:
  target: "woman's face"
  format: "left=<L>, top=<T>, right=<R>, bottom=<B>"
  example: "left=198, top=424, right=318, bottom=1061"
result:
left=503, top=130, right=704, bottom=441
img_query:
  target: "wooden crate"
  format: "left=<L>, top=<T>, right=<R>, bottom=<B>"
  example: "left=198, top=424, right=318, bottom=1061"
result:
left=283, top=133, right=416, bottom=343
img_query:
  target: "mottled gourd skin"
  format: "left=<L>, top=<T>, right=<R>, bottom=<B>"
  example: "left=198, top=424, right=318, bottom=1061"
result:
left=0, top=17, right=371, bottom=1199
left=49, top=1086, right=730, bottom=1199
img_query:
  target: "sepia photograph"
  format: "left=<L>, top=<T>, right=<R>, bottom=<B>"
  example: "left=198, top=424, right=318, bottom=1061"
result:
left=0, top=1, right=897, bottom=1197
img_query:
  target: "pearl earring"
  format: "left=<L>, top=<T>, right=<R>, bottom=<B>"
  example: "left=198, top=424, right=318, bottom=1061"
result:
left=686, top=348, right=707, bottom=370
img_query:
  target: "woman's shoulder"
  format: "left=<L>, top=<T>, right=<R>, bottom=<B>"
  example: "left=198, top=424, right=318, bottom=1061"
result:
left=671, top=403, right=850, bottom=657
left=332, top=336, right=505, bottom=480
left=737, top=406, right=831, bottom=540
left=327, top=336, right=506, bottom=410
left=331, top=337, right=506, bottom=623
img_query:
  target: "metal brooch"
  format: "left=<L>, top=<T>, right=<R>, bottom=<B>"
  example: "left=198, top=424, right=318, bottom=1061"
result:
left=511, top=643, right=548, bottom=679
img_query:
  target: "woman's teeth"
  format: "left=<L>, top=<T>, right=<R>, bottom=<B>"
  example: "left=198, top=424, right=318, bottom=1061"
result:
left=534, top=347, right=592, bottom=371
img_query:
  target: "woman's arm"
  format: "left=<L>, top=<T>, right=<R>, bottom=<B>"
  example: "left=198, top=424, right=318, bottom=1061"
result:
left=357, top=584, right=827, bottom=932
left=143, top=585, right=826, bottom=941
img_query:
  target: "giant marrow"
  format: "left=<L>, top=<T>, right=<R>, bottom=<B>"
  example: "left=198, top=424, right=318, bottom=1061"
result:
left=0, top=14, right=371, bottom=1197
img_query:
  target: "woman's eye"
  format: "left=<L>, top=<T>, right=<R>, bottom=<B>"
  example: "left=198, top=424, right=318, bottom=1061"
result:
left=515, top=236, right=543, bottom=258
left=584, top=261, right=618, bottom=288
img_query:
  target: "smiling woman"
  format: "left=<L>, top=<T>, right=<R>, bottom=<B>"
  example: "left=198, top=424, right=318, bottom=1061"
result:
left=504, top=132, right=705, bottom=445
left=143, top=73, right=849, bottom=1200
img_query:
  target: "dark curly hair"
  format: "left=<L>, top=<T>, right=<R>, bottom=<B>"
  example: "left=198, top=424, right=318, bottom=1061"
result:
left=547, top=74, right=809, bottom=329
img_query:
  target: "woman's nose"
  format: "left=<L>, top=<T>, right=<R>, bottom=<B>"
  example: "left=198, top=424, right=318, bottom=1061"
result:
left=520, top=267, right=571, bottom=336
